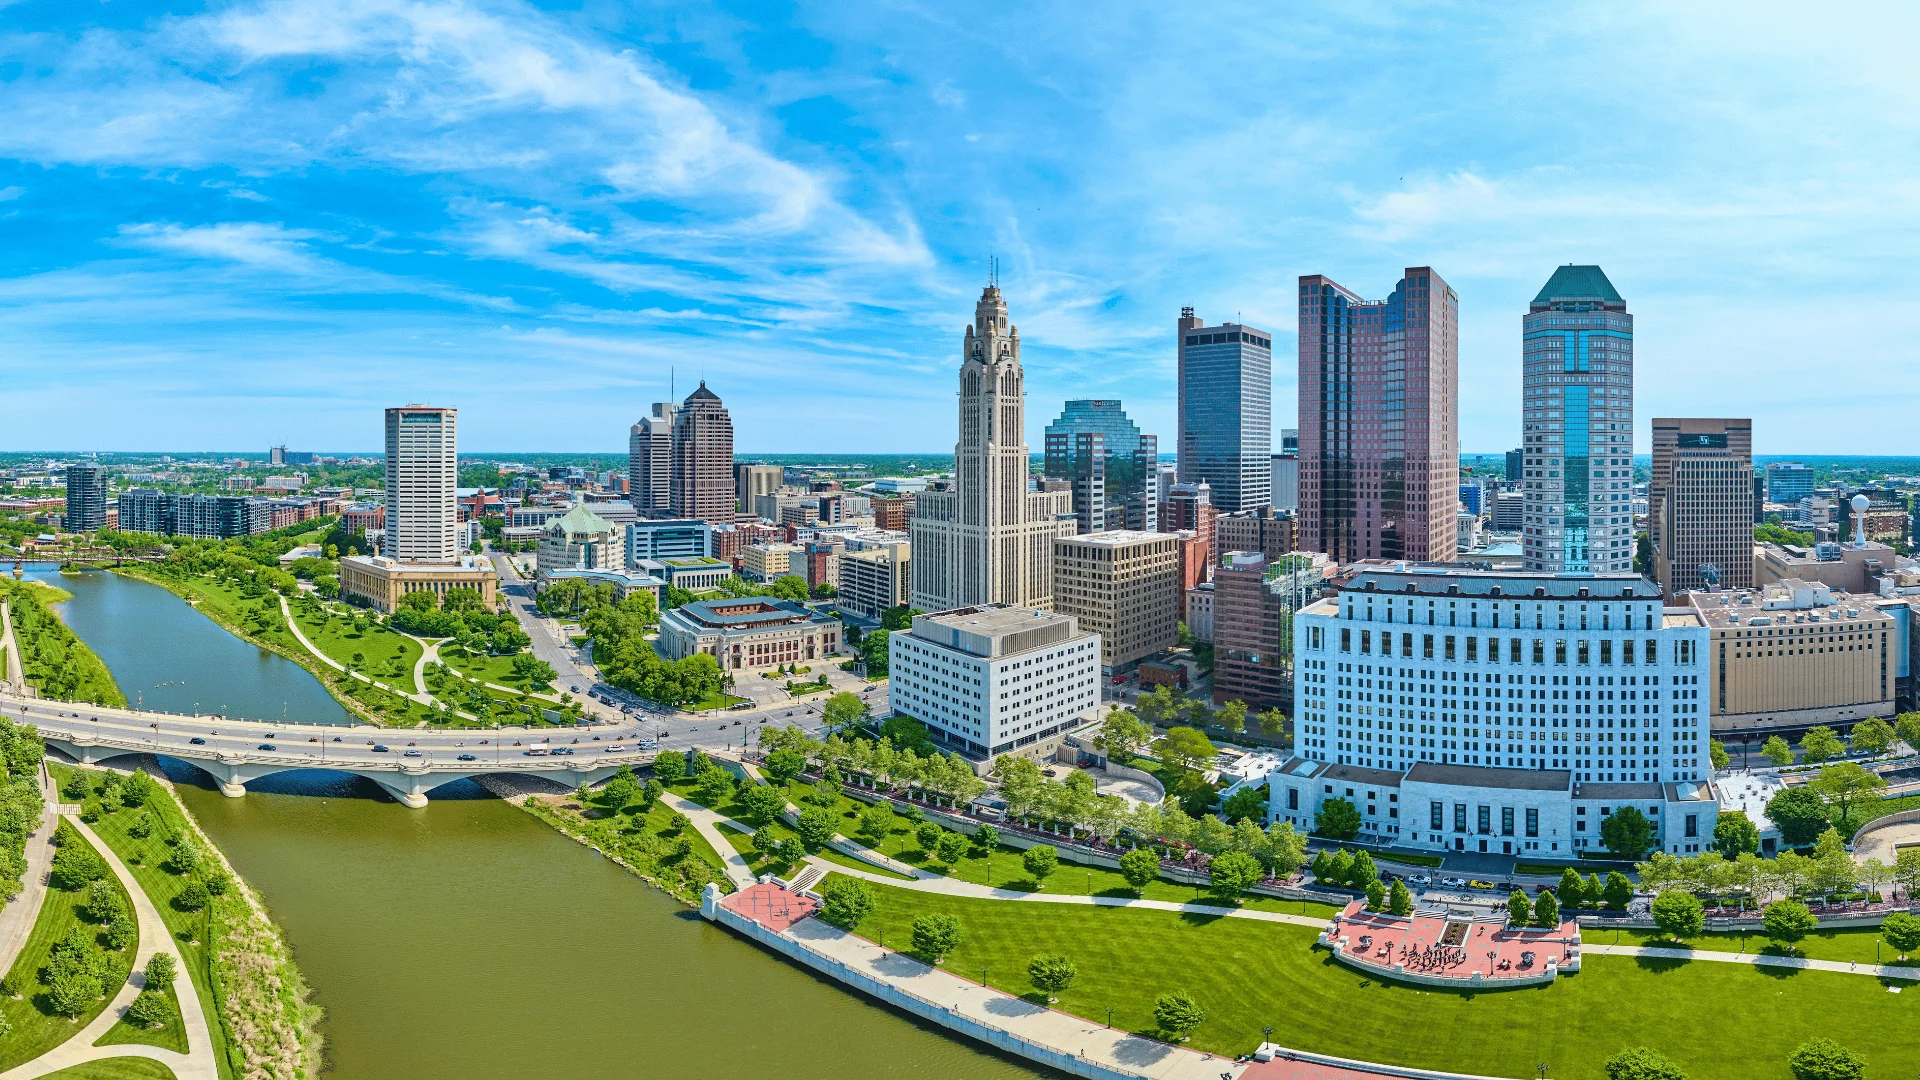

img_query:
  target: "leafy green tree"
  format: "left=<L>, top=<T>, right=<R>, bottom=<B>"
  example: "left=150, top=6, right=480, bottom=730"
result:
left=1027, top=953, right=1077, bottom=1001
left=1603, top=1046, right=1688, bottom=1080
left=639, top=779, right=663, bottom=810
left=51, top=841, right=107, bottom=891
left=775, top=837, right=806, bottom=865
left=46, top=969, right=100, bottom=1019
left=916, top=822, right=943, bottom=851
left=510, top=653, right=557, bottom=686
left=1787, top=1037, right=1866, bottom=1080
left=1314, top=798, right=1362, bottom=840
left=83, top=879, right=121, bottom=923
left=1347, top=850, right=1378, bottom=888
left=651, top=752, right=687, bottom=785
left=1761, top=735, right=1795, bottom=767
left=973, top=824, right=999, bottom=852
left=1364, top=878, right=1386, bottom=911
left=1022, top=844, right=1059, bottom=885
left=1808, top=761, right=1887, bottom=831
left=740, top=784, right=785, bottom=827
left=1220, top=785, right=1268, bottom=823
left=1558, top=867, right=1587, bottom=908
left=1881, top=911, right=1920, bottom=959
left=1600, top=806, right=1656, bottom=858
left=1709, top=740, right=1730, bottom=771
left=144, top=952, right=176, bottom=986
left=1092, top=709, right=1152, bottom=764
left=599, top=770, right=639, bottom=810
left=1848, top=716, right=1895, bottom=756
left=934, top=831, right=967, bottom=865
left=818, top=878, right=877, bottom=930
left=666, top=811, right=689, bottom=833
left=1257, top=707, right=1288, bottom=739
left=795, top=806, right=836, bottom=849
left=126, top=989, right=171, bottom=1029
left=1603, top=871, right=1634, bottom=911
left=764, top=748, right=809, bottom=785
left=1153, top=991, right=1206, bottom=1040
left=1207, top=850, right=1261, bottom=901
left=1157, top=726, right=1217, bottom=775
left=910, top=913, right=962, bottom=964
left=1533, top=888, right=1560, bottom=927
left=751, top=829, right=782, bottom=860
left=174, top=879, right=211, bottom=912
left=856, top=800, right=895, bottom=847
left=121, top=770, right=157, bottom=809
left=1388, top=878, right=1413, bottom=916
left=1767, top=787, right=1831, bottom=848
left=1119, top=848, right=1160, bottom=891
left=1215, top=699, right=1248, bottom=737
left=821, top=692, right=870, bottom=737
left=1651, top=890, right=1705, bottom=941
left=1800, top=726, right=1844, bottom=764
left=1713, top=809, right=1760, bottom=858
left=106, top=912, right=135, bottom=951
left=1895, top=712, right=1920, bottom=753
left=696, top=767, right=735, bottom=805
left=1506, top=889, right=1531, bottom=925
left=1764, top=899, right=1818, bottom=954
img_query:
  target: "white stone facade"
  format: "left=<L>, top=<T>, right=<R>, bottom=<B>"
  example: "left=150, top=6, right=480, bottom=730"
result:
left=889, top=605, right=1101, bottom=764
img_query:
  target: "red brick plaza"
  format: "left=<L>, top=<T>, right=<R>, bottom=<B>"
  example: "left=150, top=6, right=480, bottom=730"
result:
left=1319, top=900, right=1581, bottom=986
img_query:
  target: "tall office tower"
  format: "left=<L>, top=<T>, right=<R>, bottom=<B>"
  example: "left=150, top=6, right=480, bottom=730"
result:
left=1298, top=268, right=1460, bottom=563
left=911, top=284, right=1077, bottom=612
left=1043, top=400, right=1156, bottom=534
left=383, top=405, right=458, bottom=561
left=669, top=383, right=734, bottom=524
left=1505, top=448, right=1525, bottom=485
left=1176, top=308, right=1271, bottom=511
left=269, top=445, right=287, bottom=466
left=1051, top=531, right=1181, bottom=675
left=628, top=402, right=676, bottom=514
left=734, top=464, right=783, bottom=514
left=1522, top=266, right=1634, bottom=574
left=1766, top=461, right=1814, bottom=503
left=1280, top=428, right=1299, bottom=455
left=1270, top=453, right=1299, bottom=513
left=63, top=464, right=108, bottom=532
left=1650, top=418, right=1754, bottom=595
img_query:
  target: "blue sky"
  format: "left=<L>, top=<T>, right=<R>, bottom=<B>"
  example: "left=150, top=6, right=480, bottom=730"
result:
left=3, top=0, right=1917, bottom=454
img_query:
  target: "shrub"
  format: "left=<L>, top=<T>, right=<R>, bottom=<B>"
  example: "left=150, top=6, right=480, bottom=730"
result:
left=126, top=989, right=171, bottom=1029
left=174, top=880, right=211, bottom=912
left=934, top=831, right=968, bottom=866
left=916, top=821, right=943, bottom=852
left=145, top=952, right=177, bottom=986
left=1788, top=1037, right=1866, bottom=1080
left=106, top=912, right=136, bottom=951
left=972, top=824, right=999, bottom=852
left=1604, top=1046, right=1688, bottom=1080
left=50, top=836, right=107, bottom=891
left=83, top=879, right=122, bottom=923
left=818, top=878, right=877, bottom=930
left=1022, top=845, right=1059, bottom=885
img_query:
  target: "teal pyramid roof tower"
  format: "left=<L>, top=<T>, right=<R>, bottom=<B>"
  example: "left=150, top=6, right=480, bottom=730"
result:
left=1533, top=265, right=1621, bottom=304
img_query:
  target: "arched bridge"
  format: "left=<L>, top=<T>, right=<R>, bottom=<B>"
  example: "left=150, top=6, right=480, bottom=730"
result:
left=5, top=689, right=659, bottom=807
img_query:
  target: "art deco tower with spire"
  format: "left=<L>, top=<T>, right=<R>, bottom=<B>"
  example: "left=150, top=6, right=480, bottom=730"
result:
left=911, top=283, right=1077, bottom=611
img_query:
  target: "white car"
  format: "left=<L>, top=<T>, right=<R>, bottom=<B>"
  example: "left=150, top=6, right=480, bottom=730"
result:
left=1406, top=874, right=1433, bottom=887
left=1440, top=876, right=1467, bottom=888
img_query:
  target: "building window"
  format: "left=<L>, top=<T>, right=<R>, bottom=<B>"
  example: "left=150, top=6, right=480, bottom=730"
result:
left=1445, top=636, right=1456, bottom=660
left=1526, top=808, right=1539, bottom=838
left=1288, top=788, right=1299, bottom=811
left=1453, top=804, right=1467, bottom=833
left=1430, top=801, right=1444, bottom=830
left=1502, top=807, right=1515, bottom=836
left=1477, top=806, right=1492, bottom=835
left=1423, top=634, right=1434, bottom=659
left=1685, top=814, right=1698, bottom=838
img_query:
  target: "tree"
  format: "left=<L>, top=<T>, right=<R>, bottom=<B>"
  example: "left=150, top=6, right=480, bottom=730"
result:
left=1215, top=699, right=1248, bottom=737
left=1650, top=890, right=1705, bottom=941
left=739, top=784, right=785, bottom=827
left=1157, top=727, right=1217, bottom=775
left=910, top=913, right=962, bottom=964
left=1848, top=716, right=1895, bottom=756
left=1604, top=1046, right=1688, bottom=1080
left=696, top=766, right=735, bottom=805
left=51, top=843, right=107, bottom=891
left=1882, top=911, right=1920, bottom=959
left=1761, top=735, right=1795, bottom=767
left=1713, top=810, right=1760, bottom=858
left=818, top=877, right=877, bottom=930
left=1558, top=868, right=1587, bottom=909
left=1600, top=806, right=1655, bottom=858
left=1027, top=953, right=1077, bottom=1002
left=1808, top=762, right=1887, bottom=831
left=1787, top=1037, right=1866, bottom=1080
left=1633, top=531, right=1652, bottom=575
left=125, top=989, right=171, bottom=1029
left=880, top=605, right=919, bottom=631
left=1363, top=878, right=1386, bottom=911
left=1264, top=822, right=1308, bottom=877
left=764, top=747, right=809, bottom=785
left=510, top=653, right=557, bottom=686
left=1388, top=878, right=1413, bottom=916
left=1153, top=991, right=1206, bottom=1041
left=145, top=952, right=176, bottom=986
left=855, top=800, right=895, bottom=847
left=1119, top=848, right=1160, bottom=891
left=1092, top=709, right=1152, bottom=764
left=106, top=912, right=135, bottom=951
left=795, top=806, right=835, bottom=849
left=1533, top=888, right=1560, bottom=928
left=1764, top=786, right=1829, bottom=849
left=83, top=879, right=121, bottom=923
left=46, top=969, right=100, bottom=1020
left=1207, top=850, right=1261, bottom=902
left=652, top=752, right=687, bottom=785
left=1603, top=872, right=1634, bottom=911
left=1314, top=798, right=1362, bottom=840
left=1347, top=850, right=1379, bottom=889
left=1896, top=712, right=1920, bottom=753
left=1709, top=740, right=1730, bottom=771
left=973, top=824, right=999, bottom=853
left=821, top=692, right=870, bottom=737
left=1022, top=845, right=1058, bottom=885
left=1506, top=889, right=1530, bottom=925
left=934, top=831, right=967, bottom=866
left=1800, top=726, right=1844, bottom=764
left=1763, top=899, right=1817, bottom=954
left=1220, top=785, right=1268, bottom=823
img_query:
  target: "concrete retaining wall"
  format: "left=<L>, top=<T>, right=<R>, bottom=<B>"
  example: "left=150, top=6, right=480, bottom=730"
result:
left=1852, top=806, right=1920, bottom=847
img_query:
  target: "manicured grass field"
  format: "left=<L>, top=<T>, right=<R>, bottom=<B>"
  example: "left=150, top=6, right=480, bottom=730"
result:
left=1581, top=923, right=1920, bottom=967
left=0, top=824, right=137, bottom=1070
left=437, top=647, right=552, bottom=696
left=287, top=603, right=421, bottom=688
left=40, top=1059, right=179, bottom=1080
left=826, top=873, right=1920, bottom=1080
left=48, top=765, right=233, bottom=1073
left=532, top=781, right=734, bottom=902
left=94, top=974, right=186, bottom=1053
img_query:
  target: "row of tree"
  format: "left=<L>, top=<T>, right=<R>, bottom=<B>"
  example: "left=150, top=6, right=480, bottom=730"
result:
left=1751, top=714, right=1920, bottom=768
left=1639, top=826, right=1919, bottom=904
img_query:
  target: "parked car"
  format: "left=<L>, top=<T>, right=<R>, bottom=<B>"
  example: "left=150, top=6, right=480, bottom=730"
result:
left=188, top=737, right=206, bottom=745
left=1468, top=879, right=1497, bottom=891
left=1406, top=873, right=1432, bottom=887
left=1441, top=876, right=1467, bottom=888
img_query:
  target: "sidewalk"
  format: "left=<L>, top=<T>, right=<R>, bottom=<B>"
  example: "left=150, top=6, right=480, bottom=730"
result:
left=0, top=600, right=24, bottom=691
left=0, top=768, right=57, bottom=977
left=658, top=791, right=759, bottom=891
left=1583, top=939, right=1920, bottom=981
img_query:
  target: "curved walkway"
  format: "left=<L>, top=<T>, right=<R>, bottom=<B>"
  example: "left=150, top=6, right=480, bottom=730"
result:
left=657, top=791, right=758, bottom=891
left=0, top=767, right=57, bottom=978
left=0, top=600, right=23, bottom=692
left=275, top=595, right=431, bottom=706
left=0, top=814, right=218, bottom=1080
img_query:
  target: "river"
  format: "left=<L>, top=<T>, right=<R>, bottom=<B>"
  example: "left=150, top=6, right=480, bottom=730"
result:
left=21, top=566, right=1048, bottom=1080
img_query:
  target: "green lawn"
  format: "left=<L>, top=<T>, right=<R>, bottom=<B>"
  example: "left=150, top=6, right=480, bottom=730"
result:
left=286, top=602, right=422, bottom=688
left=717, top=823, right=802, bottom=879
left=0, top=824, right=138, bottom=1070
left=47, top=765, right=234, bottom=1075
left=686, top=692, right=749, bottom=712
left=828, top=873, right=1920, bottom=1080
left=524, top=785, right=734, bottom=903
left=40, top=1060, right=179, bottom=1080
left=1582, top=923, right=1920, bottom=967
left=437, top=646, right=553, bottom=695
left=95, top=974, right=186, bottom=1052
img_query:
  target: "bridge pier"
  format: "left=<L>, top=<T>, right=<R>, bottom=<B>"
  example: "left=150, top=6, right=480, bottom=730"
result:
left=199, top=758, right=287, bottom=799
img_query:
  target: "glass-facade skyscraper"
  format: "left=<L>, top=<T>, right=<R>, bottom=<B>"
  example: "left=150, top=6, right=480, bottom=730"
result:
left=1522, top=265, right=1634, bottom=573
left=1176, top=308, right=1271, bottom=512
left=1043, top=400, right=1157, bottom=532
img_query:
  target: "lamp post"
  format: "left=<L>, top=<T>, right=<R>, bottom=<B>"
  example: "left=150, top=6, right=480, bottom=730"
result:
left=1106, top=1006, right=1114, bottom=1029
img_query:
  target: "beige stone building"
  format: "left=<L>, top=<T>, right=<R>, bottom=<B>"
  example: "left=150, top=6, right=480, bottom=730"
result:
left=338, top=554, right=498, bottom=613
left=1051, top=530, right=1180, bottom=674
left=1685, top=580, right=1895, bottom=738
left=838, top=541, right=910, bottom=621
left=535, top=505, right=618, bottom=573
left=1650, top=417, right=1753, bottom=596
left=1755, top=538, right=1909, bottom=594
left=742, top=542, right=795, bottom=583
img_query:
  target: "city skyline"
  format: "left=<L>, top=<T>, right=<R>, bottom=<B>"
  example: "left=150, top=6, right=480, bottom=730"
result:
left=5, top=3, right=1919, bottom=453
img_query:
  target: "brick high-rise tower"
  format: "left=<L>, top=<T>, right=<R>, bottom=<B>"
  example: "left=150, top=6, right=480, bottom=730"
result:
left=1651, top=417, right=1754, bottom=595
left=669, top=383, right=734, bottom=524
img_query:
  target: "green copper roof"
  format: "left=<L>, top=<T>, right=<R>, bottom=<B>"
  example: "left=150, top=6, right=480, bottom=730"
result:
left=1533, top=265, right=1621, bottom=303
left=551, top=504, right=614, bottom=534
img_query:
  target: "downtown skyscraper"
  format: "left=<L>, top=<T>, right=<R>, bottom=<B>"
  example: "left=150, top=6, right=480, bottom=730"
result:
left=1297, top=268, right=1459, bottom=563
left=1522, top=265, right=1634, bottom=573
left=669, top=383, right=735, bottom=523
left=1176, top=308, right=1271, bottom=512
left=383, top=404, right=458, bottom=561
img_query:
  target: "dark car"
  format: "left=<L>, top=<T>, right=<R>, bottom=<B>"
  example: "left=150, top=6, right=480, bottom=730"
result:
left=258, top=743, right=276, bottom=751
left=188, top=737, right=206, bottom=745
left=373, top=745, right=390, bottom=753
left=457, top=754, right=477, bottom=761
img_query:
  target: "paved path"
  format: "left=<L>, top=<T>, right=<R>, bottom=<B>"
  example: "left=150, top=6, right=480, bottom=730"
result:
left=658, top=791, right=759, bottom=891
left=412, top=638, right=447, bottom=700
left=0, top=814, right=219, bottom=1080
left=0, top=766, right=57, bottom=979
left=0, top=600, right=24, bottom=692
left=276, top=595, right=428, bottom=703
left=1583, top=940, right=1920, bottom=981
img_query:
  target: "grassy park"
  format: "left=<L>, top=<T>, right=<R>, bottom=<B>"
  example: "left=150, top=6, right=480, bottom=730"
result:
left=521, top=779, right=734, bottom=904
left=1581, top=922, right=1920, bottom=967
left=39, top=1060, right=179, bottom=1080
left=0, top=824, right=137, bottom=1070
left=825, top=872, right=1920, bottom=1079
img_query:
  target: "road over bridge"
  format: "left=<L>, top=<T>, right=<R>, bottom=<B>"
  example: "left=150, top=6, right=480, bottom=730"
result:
left=4, top=689, right=663, bottom=807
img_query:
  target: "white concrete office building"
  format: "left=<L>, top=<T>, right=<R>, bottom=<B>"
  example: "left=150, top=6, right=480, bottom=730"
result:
left=383, top=405, right=459, bottom=561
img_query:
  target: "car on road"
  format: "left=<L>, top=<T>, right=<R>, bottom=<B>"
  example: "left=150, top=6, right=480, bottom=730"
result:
left=1406, top=873, right=1432, bottom=887
left=189, top=737, right=206, bottom=745
left=403, top=749, right=422, bottom=757
left=1441, top=876, right=1467, bottom=888
left=373, top=745, right=390, bottom=753
left=1468, top=880, right=1497, bottom=891
left=258, top=743, right=276, bottom=751
left=457, top=754, right=477, bottom=761
left=570, top=685, right=579, bottom=692
left=603, top=745, right=622, bottom=752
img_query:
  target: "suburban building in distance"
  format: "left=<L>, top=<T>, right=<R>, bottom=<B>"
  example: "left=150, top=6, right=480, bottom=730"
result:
left=1176, top=308, right=1271, bottom=512
left=1686, top=580, right=1896, bottom=739
left=911, top=285, right=1077, bottom=612
left=1521, top=266, right=1635, bottom=574
left=657, top=597, right=841, bottom=671
left=63, top=464, right=108, bottom=532
left=338, top=554, right=498, bottom=612
left=1650, top=417, right=1755, bottom=595
left=670, top=383, right=735, bottom=523
left=838, top=539, right=911, bottom=622
left=535, top=505, right=619, bottom=573
left=1297, top=268, right=1460, bottom=563
left=384, top=404, right=459, bottom=562
left=1050, top=530, right=1180, bottom=675
left=628, top=401, right=676, bottom=515
left=888, top=605, right=1102, bottom=769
